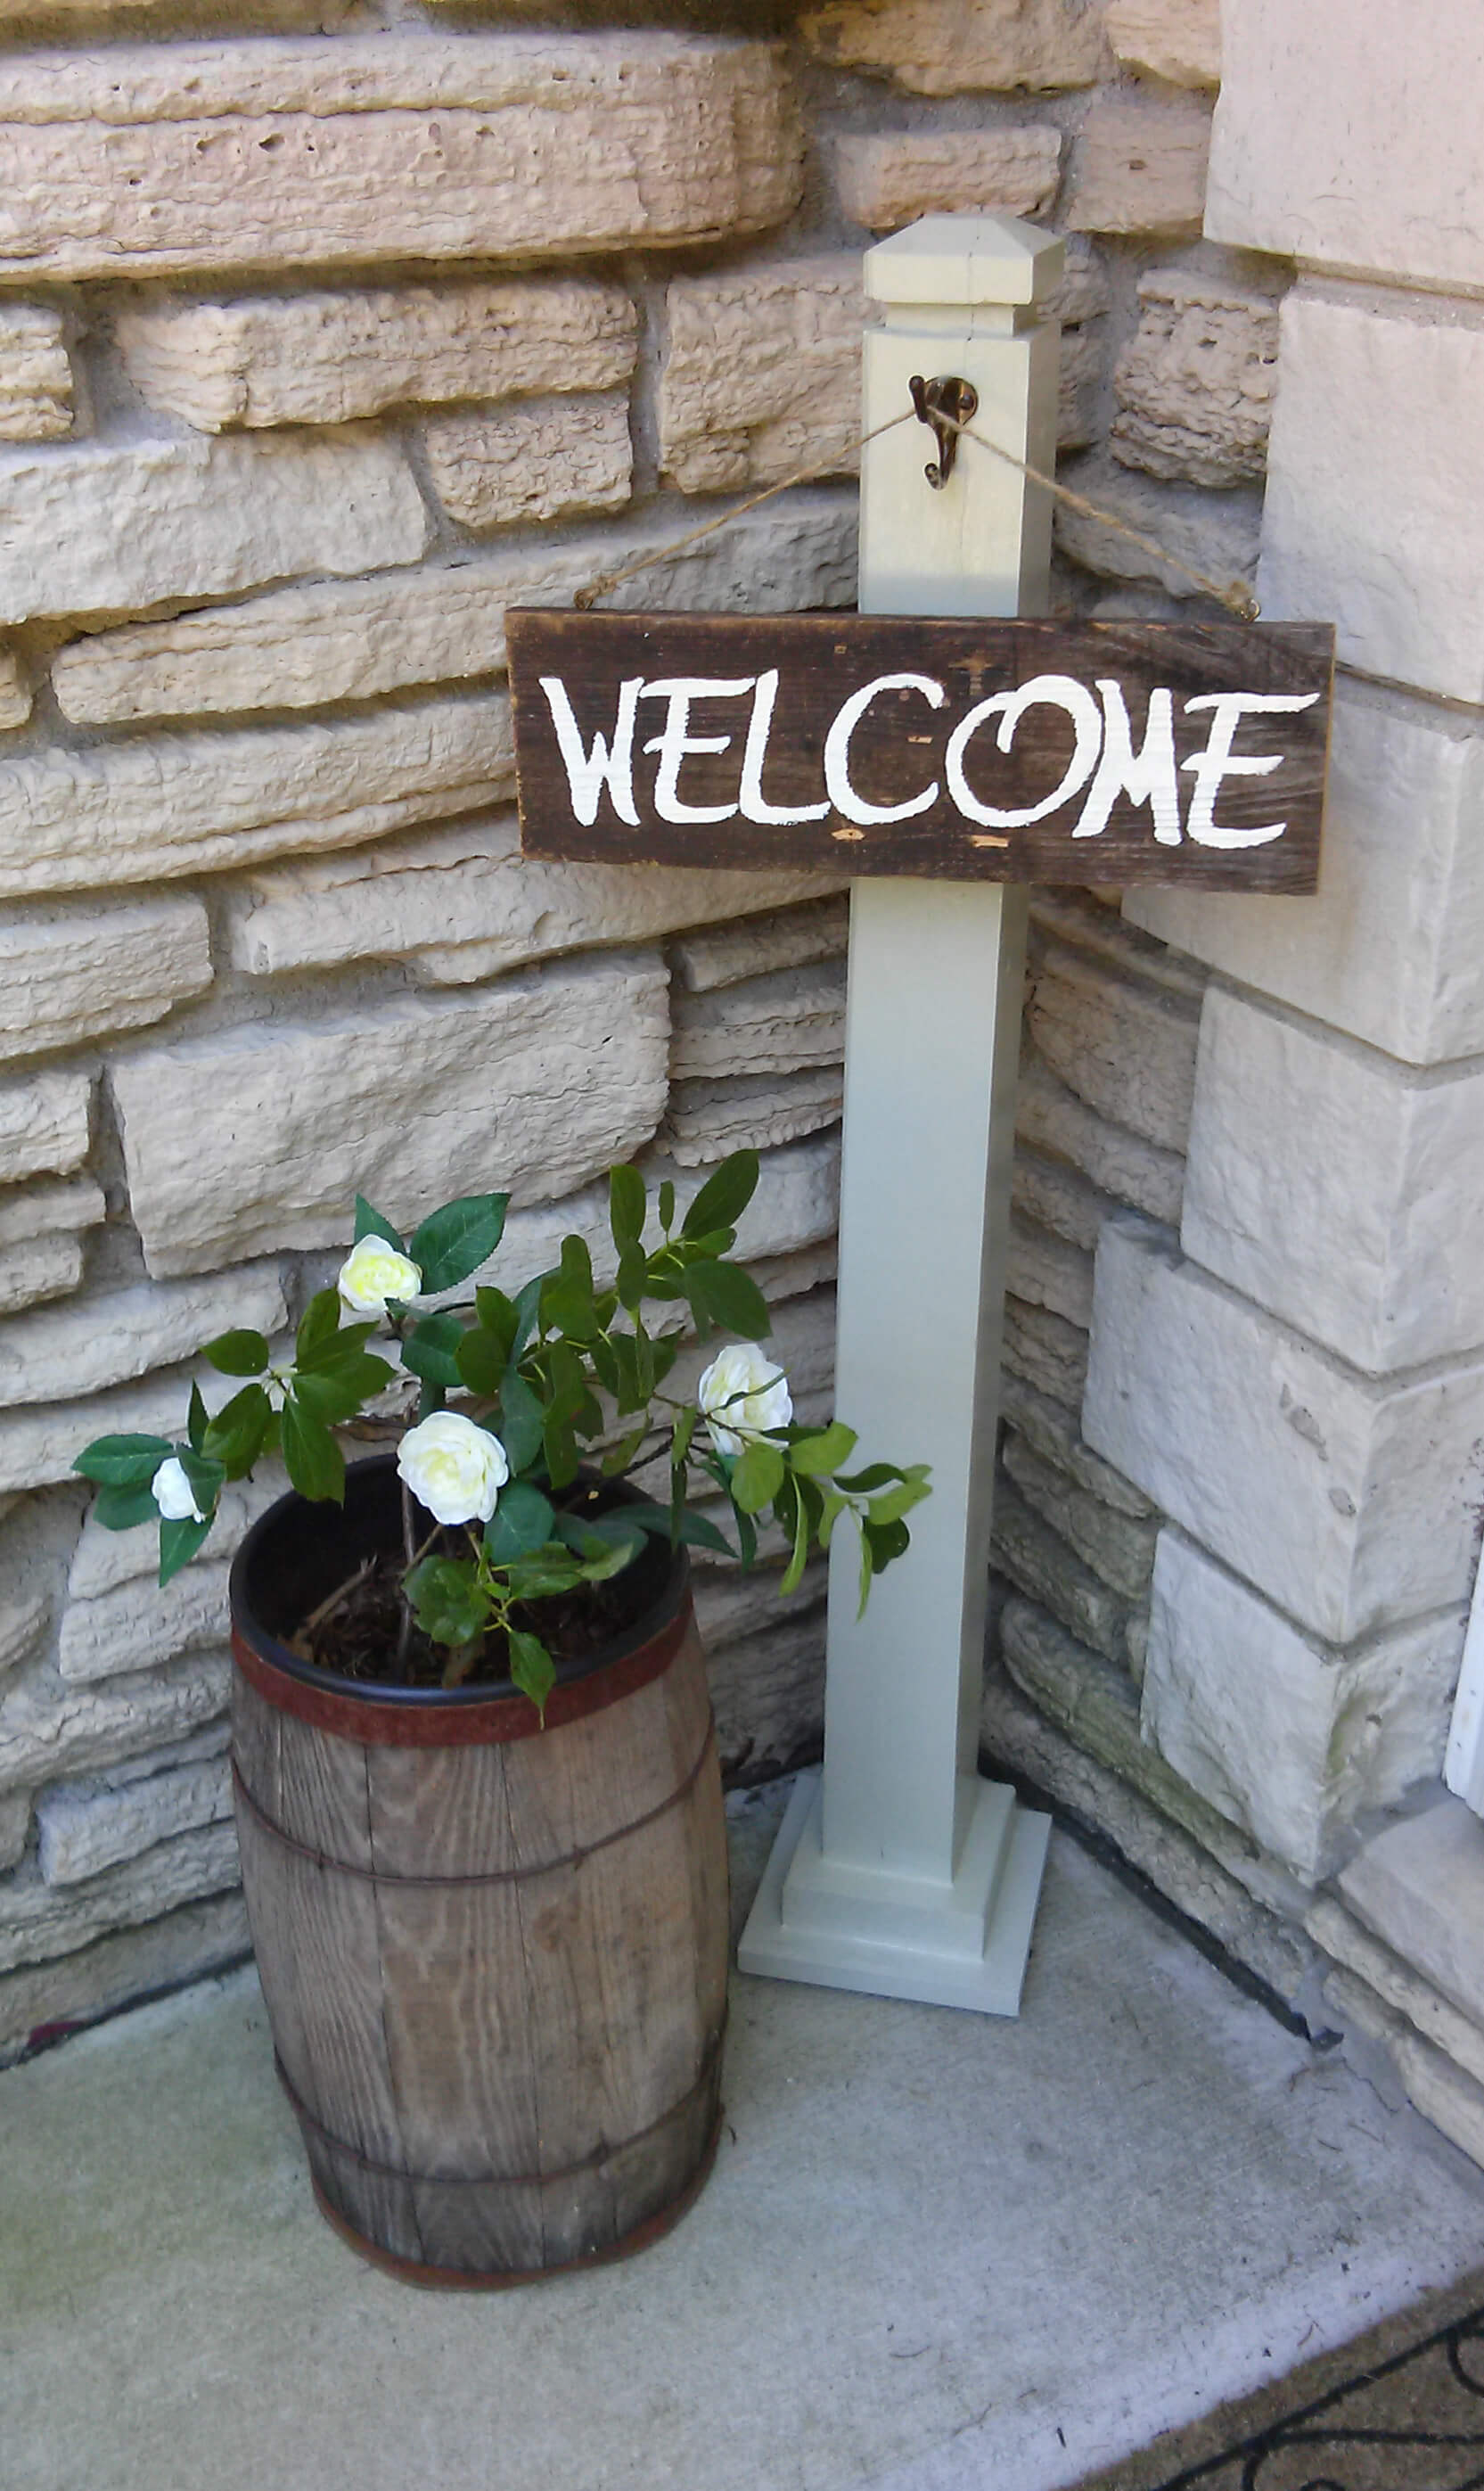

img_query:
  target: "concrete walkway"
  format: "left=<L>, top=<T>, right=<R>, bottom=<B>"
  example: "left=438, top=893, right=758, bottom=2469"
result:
left=3, top=1791, right=1483, bottom=2491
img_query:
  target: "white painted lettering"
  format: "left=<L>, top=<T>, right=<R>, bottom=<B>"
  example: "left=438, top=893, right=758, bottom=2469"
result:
left=1072, top=682, right=1181, bottom=843
left=739, top=670, right=830, bottom=826
left=539, top=673, right=644, bottom=827
left=824, top=673, right=946, bottom=826
left=946, top=673, right=1102, bottom=829
left=640, top=677, right=754, bottom=826
left=1181, top=691, right=1321, bottom=848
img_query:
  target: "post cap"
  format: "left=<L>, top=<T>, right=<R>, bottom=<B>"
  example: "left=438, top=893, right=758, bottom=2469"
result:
left=864, top=213, right=1067, bottom=309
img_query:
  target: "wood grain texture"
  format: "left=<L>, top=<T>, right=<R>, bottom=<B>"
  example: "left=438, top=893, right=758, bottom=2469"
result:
left=231, top=1601, right=728, bottom=2281
left=509, top=609, right=1333, bottom=891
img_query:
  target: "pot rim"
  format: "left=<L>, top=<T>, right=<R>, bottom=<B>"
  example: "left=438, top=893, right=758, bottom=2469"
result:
left=228, top=1451, right=690, bottom=1716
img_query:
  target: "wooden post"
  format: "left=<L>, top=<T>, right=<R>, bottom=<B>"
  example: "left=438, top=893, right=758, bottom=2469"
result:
left=737, top=215, right=1062, bottom=2011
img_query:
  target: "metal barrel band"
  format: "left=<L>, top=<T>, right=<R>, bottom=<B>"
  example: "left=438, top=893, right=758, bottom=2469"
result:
left=275, top=2014, right=727, bottom=2192
left=230, top=1718, right=716, bottom=1888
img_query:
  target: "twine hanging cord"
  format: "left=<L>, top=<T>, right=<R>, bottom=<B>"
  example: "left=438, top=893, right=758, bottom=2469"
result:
left=573, top=400, right=1259, bottom=624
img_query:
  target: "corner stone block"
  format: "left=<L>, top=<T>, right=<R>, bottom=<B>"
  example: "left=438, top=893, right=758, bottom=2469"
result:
left=1182, top=988, right=1484, bottom=1373
left=1083, top=1214, right=1484, bottom=1644
left=1111, top=267, right=1278, bottom=489
left=1104, top=0, right=1220, bottom=88
left=1337, top=1797, right=1484, bottom=2032
left=1144, top=1529, right=1464, bottom=1882
left=1206, top=0, right=1484, bottom=293
left=0, top=37, right=803, bottom=284
left=1259, top=288, right=1484, bottom=707
left=112, top=953, right=670, bottom=1278
left=1068, top=97, right=1212, bottom=239
left=835, top=130, right=1062, bottom=231
left=1126, top=678, right=1484, bottom=1067
left=0, top=899, right=211, bottom=1066
left=660, top=258, right=864, bottom=495
left=799, top=0, right=1105, bottom=94
left=0, top=429, right=428, bottom=628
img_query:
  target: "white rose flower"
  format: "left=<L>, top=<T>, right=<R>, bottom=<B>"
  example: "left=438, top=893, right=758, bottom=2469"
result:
left=697, top=1343, right=793, bottom=1459
left=397, top=1411, right=510, bottom=1527
left=338, top=1235, right=423, bottom=1318
left=152, top=1456, right=206, bottom=1525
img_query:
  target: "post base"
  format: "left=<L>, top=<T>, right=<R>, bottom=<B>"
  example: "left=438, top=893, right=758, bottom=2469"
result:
left=737, top=1770, right=1050, bottom=2016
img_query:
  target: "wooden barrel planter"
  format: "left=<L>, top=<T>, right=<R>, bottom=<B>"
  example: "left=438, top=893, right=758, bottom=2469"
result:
left=228, top=1456, right=730, bottom=2289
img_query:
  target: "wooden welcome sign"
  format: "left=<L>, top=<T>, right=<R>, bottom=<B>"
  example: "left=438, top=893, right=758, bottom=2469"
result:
left=508, top=611, right=1334, bottom=891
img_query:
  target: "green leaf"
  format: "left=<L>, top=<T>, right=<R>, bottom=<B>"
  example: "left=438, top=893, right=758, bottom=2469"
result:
left=177, top=1447, right=226, bottom=1514
left=354, top=1196, right=403, bottom=1248
left=682, top=1151, right=758, bottom=1242
left=658, top=1179, right=676, bottom=1235
left=201, top=1383, right=273, bottom=1476
left=159, top=1513, right=212, bottom=1587
left=615, top=1241, right=647, bottom=1314
left=780, top=1471, right=813, bottom=1595
left=399, top=1311, right=466, bottom=1390
left=280, top=1397, right=345, bottom=1503
left=409, top=1194, right=508, bottom=1295
left=72, top=1434, right=173, bottom=1490
left=864, top=1514, right=911, bottom=1575
left=507, top=1628, right=556, bottom=1720
left=497, top=1370, right=545, bottom=1474
left=835, top=1462, right=904, bottom=1495
left=684, top=1258, right=770, bottom=1343
left=456, top=1327, right=506, bottom=1400
left=297, top=1318, right=380, bottom=1376
left=474, top=1287, right=518, bottom=1367
left=857, top=1517, right=874, bottom=1621
left=541, top=1236, right=600, bottom=1344
left=511, top=1275, right=545, bottom=1361
left=186, top=1381, right=209, bottom=1455
left=296, top=1289, right=343, bottom=1367
left=202, top=1328, right=269, bottom=1378
left=91, top=1481, right=160, bottom=1532
left=817, top=1488, right=847, bottom=1550
left=621, top=1500, right=735, bottom=1558
left=731, top=1437, right=785, bottom=1516
left=553, top=1510, right=645, bottom=1567
left=609, top=1162, right=645, bottom=1251
left=406, top=1555, right=488, bottom=1648
left=865, top=1476, right=932, bottom=1529
left=291, top=1369, right=369, bottom=1427
left=544, top=1403, right=579, bottom=1492
left=502, top=1553, right=586, bottom=1602
left=483, top=1481, right=555, bottom=1565
left=789, top=1420, right=857, bottom=1478
left=671, top=1404, right=696, bottom=1471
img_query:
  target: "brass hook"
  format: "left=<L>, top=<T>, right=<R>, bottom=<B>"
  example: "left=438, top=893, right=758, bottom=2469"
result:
left=907, top=374, right=979, bottom=489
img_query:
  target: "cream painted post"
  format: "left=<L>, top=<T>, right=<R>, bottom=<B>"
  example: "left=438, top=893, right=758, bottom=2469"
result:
left=738, top=216, right=1059, bottom=2011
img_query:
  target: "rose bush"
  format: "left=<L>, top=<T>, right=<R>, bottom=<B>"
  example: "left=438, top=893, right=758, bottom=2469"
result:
left=74, top=1153, right=928, bottom=1714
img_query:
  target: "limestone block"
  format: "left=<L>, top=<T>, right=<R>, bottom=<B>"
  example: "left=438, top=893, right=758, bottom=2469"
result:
left=0, top=1238, right=84, bottom=1317
left=671, top=897, right=849, bottom=994
left=1337, top=1797, right=1484, bottom=2032
left=1056, top=325, right=1105, bottom=451
left=0, top=1072, right=91, bottom=1185
left=1307, top=1895, right=1484, bottom=2095
left=1259, top=290, right=1484, bottom=707
left=1001, top=1369, right=1153, bottom=1517
left=115, top=278, right=636, bottom=432
left=1004, top=1297, right=1087, bottom=1409
left=0, top=1362, right=250, bottom=1494
left=224, top=813, right=841, bottom=986
left=1144, top=1529, right=1464, bottom=1879
left=1043, top=237, right=1110, bottom=330
left=0, top=1790, right=27, bottom=1872
left=0, top=429, right=428, bottom=629
left=799, top=0, right=1105, bottom=93
left=1016, top=1051, right=1185, bottom=1227
left=0, top=1890, right=250, bottom=2066
left=1206, top=0, right=1484, bottom=294
left=1183, top=988, right=1484, bottom=1373
left=1104, top=0, right=1220, bottom=86
left=1111, top=268, right=1278, bottom=488
left=0, top=37, right=802, bottom=284
left=37, top=1755, right=231, bottom=1886
left=69, top=1470, right=284, bottom=1602
left=660, top=258, right=864, bottom=494
left=0, top=648, right=30, bottom=730
left=0, top=1178, right=105, bottom=1250
left=0, top=1269, right=286, bottom=1411
left=1003, top=1427, right=1158, bottom=1599
left=0, top=1820, right=239, bottom=1975
left=1054, top=448, right=1259, bottom=599
left=58, top=1566, right=231, bottom=1688
left=0, top=695, right=512, bottom=900
left=1012, top=1147, right=1111, bottom=1256
left=423, top=393, right=631, bottom=531
left=1126, top=682, right=1484, bottom=1069
left=666, top=1069, right=843, bottom=1167
left=1324, top=1966, right=1484, bottom=2174
left=113, top=953, right=669, bottom=1277
left=1030, top=886, right=1206, bottom=1003
left=0, top=1652, right=229, bottom=1795
left=51, top=493, right=857, bottom=729
left=0, top=900, right=211, bottom=1067
left=991, top=1478, right=1130, bottom=1664
left=0, top=1592, right=47, bottom=1679
left=1084, top=1215, right=1484, bottom=1642
left=1028, top=936, right=1201, bottom=1155
left=1005, top=1208, right=1093, bottom=1329
left=671, top=961, right=846, bottom=1081
left=1069, top=97, right=1211, bottom=236
left=0, top=306, right=72, bottom=440
left=836, top=128, right=1062, bottom=229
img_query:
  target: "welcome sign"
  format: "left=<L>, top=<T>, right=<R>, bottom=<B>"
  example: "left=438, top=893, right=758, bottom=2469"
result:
left=508, top=612, right=1333, bottom=891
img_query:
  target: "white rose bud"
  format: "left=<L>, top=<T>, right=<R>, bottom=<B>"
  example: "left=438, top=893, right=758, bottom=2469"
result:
left=152, top=1456, right=206, bottom=1525
left=338, top=1235, right=423, bottom=1318
left=397, top=1411, right=510, bottom=1527
left=697, top=1343, right=792, bottom=1459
